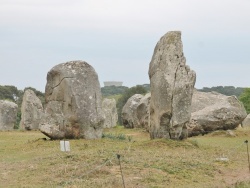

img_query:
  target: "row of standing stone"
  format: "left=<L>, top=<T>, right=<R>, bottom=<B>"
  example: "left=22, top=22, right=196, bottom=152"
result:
left=0, top=31, right=248, bottom=140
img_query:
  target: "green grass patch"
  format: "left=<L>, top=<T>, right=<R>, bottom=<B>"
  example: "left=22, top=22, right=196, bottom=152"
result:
left=102, top=133, right=127, bottom=140
left=1, top=128, right=250, bottom=187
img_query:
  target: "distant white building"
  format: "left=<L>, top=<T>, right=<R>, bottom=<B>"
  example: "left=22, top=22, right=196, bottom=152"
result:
left=104, top=81, right=123, bottom=86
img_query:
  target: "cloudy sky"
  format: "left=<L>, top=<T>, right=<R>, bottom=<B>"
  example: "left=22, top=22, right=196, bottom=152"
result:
left=0, top=0, right=249, bottom=91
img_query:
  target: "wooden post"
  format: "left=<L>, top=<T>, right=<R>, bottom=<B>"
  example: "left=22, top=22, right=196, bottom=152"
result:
left=117, top=154, right=126, bottom=188
left=244, top=140, right=250, bottom=173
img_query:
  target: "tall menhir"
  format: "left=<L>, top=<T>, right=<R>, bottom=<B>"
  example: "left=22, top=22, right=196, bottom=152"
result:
left=148, top=31, right=196, bottom=140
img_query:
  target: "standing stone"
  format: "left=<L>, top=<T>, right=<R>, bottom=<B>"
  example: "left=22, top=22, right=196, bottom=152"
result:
left=122, top=94, right=144, bottom=128
left=39, top=61, right=105, bottom=139
left=188, top=90, right=247, bottom=136
left=102, top=98, right=118, bottom=128
left=148, top=31, right=196, bottom=139
left=20, top=89, right=44, bottom=130
left=137, top=93, right=151, bottom=131
left=0, top=100, right=18, bottom=130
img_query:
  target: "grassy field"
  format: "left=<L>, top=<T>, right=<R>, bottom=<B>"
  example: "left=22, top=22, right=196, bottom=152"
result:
left=1, top=127, right=250, bottom=188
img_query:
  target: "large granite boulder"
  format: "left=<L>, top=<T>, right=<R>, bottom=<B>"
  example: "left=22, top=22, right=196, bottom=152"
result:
left=39, top=61, right=105, bottom=139
left=102, top=98, right=118, bottom=128
left=188, top=90, right=247, bottom=136
left=122, top=94, right=144, bottom=128
left=0, top=100, right=18, bottom=130
left=148, top=31, right=196, bottom=140
left=137, top=93, right=151, bottom=131
left=242, top=114, right=250, bottom=127
left=20, top=89, right=44, bottom=130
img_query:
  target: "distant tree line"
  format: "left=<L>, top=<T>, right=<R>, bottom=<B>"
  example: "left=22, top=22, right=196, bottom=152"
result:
left=101, top=86, right=129, bottom=97
left=198, top=86, right=244, bottom=97
left=101, top=84, right=150, bottom=97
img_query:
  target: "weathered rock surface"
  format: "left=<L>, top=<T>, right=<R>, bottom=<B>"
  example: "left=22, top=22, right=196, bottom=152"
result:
left=148, top=31, right=196, bottom=139
left=187, top=90, right=247, bottom=136
left=0, top=100, right=18, bottom=130
left=242, top=114, right=250, bottom=127
left=122, top=94, right=144, bottom=128
left=39, top=61, right=105, bottom=139
left=102, top=98, right=118, bottom=128
left=20, top=89, right=44, bottom=130
left=137, top=93, right=151, bottom=131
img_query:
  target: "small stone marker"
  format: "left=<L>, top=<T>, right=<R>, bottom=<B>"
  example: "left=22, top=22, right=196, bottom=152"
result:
left=216, top=157, right=229, bottom=162
left=60, top=140, right=70, bottom=152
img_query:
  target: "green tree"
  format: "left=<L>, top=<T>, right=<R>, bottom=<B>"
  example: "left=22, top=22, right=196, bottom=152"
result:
left=101, top=84, right=150, bottom=97
left=239, top=88, right=250, bottom=114
left=116, top=85, right=147, bottom=125
left=0, top=85, right=21, bottom=102
left=198, top=86, right=244, bottom=97
left=101, top=86, right=128, bottom=97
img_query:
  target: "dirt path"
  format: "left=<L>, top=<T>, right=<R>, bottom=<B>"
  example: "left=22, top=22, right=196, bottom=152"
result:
left=217, top=167, right=250, bottom=187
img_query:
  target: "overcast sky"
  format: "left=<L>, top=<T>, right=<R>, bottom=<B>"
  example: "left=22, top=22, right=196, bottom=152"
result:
left=0, top=0, right=250, bottom=91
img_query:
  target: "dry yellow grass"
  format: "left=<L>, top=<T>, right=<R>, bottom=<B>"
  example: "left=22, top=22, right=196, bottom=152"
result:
left=1, top=127, right=250, bottom=188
